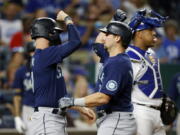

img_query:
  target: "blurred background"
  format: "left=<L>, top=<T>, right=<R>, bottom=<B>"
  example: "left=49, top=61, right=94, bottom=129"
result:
left=0, top=0, right=179, bottom=135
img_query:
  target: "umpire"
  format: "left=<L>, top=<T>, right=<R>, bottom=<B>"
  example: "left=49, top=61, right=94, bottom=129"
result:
left=29, top=11, right=95, bottom=135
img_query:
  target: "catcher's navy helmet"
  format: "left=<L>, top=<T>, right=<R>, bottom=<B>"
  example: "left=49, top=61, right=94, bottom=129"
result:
left=129, top=9, right=168, bottom=33
left=31, top=17, right=63, bottom=46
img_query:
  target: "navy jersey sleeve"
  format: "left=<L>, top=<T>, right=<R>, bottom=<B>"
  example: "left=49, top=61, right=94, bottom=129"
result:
left=38, top=24, right=81, bottom=66
left=92, top=43, right=109, bottom=63
left=99, top=61, right=124, bottom=96
left=12, top=68, right=24, bottom=90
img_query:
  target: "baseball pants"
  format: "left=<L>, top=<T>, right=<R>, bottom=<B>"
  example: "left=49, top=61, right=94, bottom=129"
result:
left=22, top=105, right=34, bottom=135
left=133, top=104, right=166, bottom=135
left=29, top=107, right=67, bottom=135
left=96, top=112, right=136, bottom=135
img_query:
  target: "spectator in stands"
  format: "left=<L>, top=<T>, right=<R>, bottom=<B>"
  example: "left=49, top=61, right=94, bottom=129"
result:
left=0, top=1, right=22, bottom=46
left=7, top=16, right=34, bottom=87
left=161, top=20, right=180, bottom=63
left=106, top=0, right=121, bottom=10
left=149, top=0, right=180, bottom=22
left=168, top=73, right=180, bottom=135
left=10, top=16, right=34, bottom=49
left=0, top=1, right=23, bottom=88
left=153, top=32, right=168, bottom=63
left=34, top=9, right=48, bottom=18
left=122, top=0, right=152, bottom=21
left=24, top=0, right=63, bottom=18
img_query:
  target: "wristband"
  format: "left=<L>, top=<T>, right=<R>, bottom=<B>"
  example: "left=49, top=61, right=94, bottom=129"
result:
left=64, top=16, right=72, bottom=23
left=74, top=98, right=85, bottom=107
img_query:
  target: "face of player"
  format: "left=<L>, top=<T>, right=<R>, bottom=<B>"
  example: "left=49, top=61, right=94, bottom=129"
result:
left=104, top=33, right=118, bottom=49
left=140, top=29, right=157, bottom=48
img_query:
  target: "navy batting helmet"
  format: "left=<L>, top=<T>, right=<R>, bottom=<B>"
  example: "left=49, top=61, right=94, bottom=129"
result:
left=99, top=21, right=132, bottom=49
left=31, top=17, right=63, bottom=46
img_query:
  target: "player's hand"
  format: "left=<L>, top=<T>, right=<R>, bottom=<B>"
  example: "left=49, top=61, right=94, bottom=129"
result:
left=95, top=32, right=105, bottom=44
left=14, top=117, right=26, bottom=133
left=79, top=107, right=96, bottom=121
left=112, top=9, right=127, bottom=22
left=58, top=97, right=74, bottom=110
left=56, top=10, right=69, bottom=21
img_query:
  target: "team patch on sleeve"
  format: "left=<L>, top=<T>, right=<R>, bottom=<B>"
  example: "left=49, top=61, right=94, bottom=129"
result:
left=106, top=80, right=118, bottom=91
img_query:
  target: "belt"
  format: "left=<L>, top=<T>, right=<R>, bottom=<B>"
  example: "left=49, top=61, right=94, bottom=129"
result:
left=34, top=107, right=65, bottom=116
left=135, top=103, right=161, bottom=110
left=97, top=110, right=112, bottom=118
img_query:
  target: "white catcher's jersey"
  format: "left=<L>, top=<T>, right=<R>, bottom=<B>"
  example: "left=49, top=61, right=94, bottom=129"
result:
left=126, top=45, right=164, bottom=106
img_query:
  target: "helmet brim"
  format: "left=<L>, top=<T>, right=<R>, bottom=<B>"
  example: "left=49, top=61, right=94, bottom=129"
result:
left=99, top=27, right=108, bottom=33
left=54, top=27, right=63, bottom=33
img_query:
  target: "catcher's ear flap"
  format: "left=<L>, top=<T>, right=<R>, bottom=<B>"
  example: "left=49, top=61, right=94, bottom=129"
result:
left=160, top=98, right=178, bottom=125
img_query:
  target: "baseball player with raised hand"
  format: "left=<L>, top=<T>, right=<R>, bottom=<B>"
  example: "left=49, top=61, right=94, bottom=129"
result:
left=126, top=9, right=170, bottom=135
left=59, top=18, right=137, bottom=135
left=93, top=9, right=178, bottom=135
left=29, top=10, right=95, bottom=135
left=92, top=9, right=127, bottom=64
left=12, top=42, right=35, bottom=135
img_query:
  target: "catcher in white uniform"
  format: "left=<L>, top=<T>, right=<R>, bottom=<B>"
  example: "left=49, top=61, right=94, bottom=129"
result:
left=126, top=10, right=168, bottom=135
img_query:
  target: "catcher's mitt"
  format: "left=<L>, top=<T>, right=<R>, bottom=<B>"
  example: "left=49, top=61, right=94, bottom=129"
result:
left=160, top=97, right=178, bottom=125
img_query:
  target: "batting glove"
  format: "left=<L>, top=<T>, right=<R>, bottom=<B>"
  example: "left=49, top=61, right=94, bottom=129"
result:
left=14, top=116, right=26, bottom=133
left=58, top=97, right=74, bottom=110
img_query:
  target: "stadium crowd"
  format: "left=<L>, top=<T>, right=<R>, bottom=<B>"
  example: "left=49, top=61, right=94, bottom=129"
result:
left=0, top=0, right=179, bottom=134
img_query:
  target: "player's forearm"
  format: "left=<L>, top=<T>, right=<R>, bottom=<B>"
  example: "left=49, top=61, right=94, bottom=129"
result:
left=92, top=43, right=109, bottom=63
left=68, top=24, right=81, bottom=44
left=13, top=95, right=22, bottom=116
left=60, top=25, right=81, bottom=59
left=74, top=92, right=110, bottom=107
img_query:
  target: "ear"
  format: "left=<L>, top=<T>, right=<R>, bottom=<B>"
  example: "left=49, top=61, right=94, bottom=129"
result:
left=115, top=35, right=121, bottom=42
left=136, top=31, right=143, bottom=39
